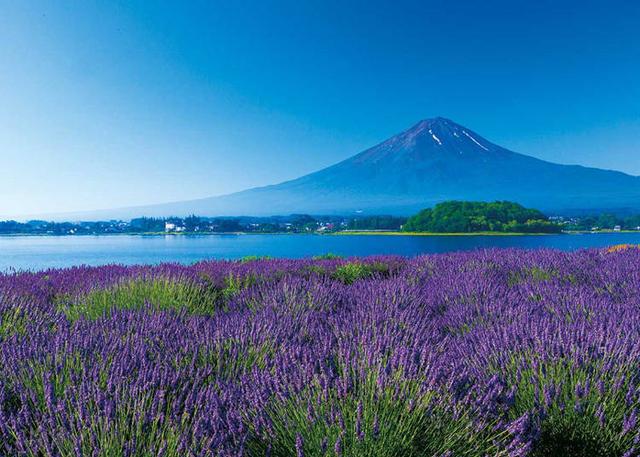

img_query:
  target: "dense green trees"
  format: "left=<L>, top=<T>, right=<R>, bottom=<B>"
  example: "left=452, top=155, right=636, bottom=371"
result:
left=130, top=217, right=165, bottom=232
left=402, top=201, right=562, bottom=233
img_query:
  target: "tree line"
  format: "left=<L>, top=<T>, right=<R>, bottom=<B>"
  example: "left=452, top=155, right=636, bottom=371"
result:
left=402, top=201, right=562, bottom=233
left=4, top=204, right=640, bottom=235
left=560, top=213, right=640, bottom=231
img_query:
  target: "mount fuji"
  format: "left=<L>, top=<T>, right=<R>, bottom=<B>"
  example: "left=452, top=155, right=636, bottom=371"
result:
left=59, top=117, right=640, bottom=219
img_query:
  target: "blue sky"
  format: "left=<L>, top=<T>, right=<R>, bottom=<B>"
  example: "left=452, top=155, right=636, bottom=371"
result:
left=1, top=0, right=639, bottom=216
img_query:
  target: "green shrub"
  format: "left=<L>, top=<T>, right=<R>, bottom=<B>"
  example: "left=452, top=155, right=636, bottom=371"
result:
left=240, top=255, right=273, bottom=263
left=59, top=278, right=222, bottom=321
left=222, top=272, right=256, bottom=298
left=332, top=262, right=389, bottom=285
left=0, top=305, right=28, bottom=338
left=304, top=265, right=327, bottom=276
left=508, top=267, right=557, bottom=286
left=499, top=356, right=635, bottom=456
left=312, top=253, right=343, bottom=260
left=58, top=272, right=262, bottom=322
left=246, top=372, right=500, bottom=457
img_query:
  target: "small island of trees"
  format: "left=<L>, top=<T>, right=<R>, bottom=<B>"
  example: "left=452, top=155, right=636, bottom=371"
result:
left=402, top=201, right=562, bottom=233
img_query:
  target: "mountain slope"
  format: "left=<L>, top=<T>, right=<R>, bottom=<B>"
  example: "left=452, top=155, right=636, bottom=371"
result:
left=54, top=117, right=640, bottom=219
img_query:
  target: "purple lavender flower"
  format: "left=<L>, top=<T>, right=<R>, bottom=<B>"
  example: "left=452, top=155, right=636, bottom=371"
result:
left=334, top=435, right=342, bottom=457
left=372, top=414, right=380, bottom=438
left=295, top=433, right=304, bottom=457
left=624, top=410, right=638, bottom=435
left=355, top=400, right=364, bottom=441
left=320, top=437, right=328, bottom=453
left=596, top=404, right=606, bottom=428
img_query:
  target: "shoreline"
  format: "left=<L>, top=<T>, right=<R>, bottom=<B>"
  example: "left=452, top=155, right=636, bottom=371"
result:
left=0, top=230, right=639, bottom=238
left=333, top=231, right=559, bottom=236
left=0, top=231, right=314, bottom=238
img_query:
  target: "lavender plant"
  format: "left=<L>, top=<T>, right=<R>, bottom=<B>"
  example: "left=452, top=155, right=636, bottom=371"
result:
left=1, top=249, right=640, bottom=456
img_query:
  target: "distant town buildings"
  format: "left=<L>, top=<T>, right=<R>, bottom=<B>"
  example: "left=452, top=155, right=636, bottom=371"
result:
left=4, top=211, right=640, bottom=236
left=164, top=222, right=186, bottom=232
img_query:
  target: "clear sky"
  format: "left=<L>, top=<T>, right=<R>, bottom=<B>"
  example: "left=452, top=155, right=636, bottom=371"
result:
left=1, top=0, right=639, bottom=217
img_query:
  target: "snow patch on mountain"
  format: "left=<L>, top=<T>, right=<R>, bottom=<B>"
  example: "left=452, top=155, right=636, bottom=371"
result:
left=428, top=129, right=442, bottom=145
left=462, top=130, right=489, bottom=151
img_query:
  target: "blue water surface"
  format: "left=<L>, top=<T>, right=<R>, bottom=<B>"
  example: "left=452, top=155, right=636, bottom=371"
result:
left=1, top=233, right=639, bottom=272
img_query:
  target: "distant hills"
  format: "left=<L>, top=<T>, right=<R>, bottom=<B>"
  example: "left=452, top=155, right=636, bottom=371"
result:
left=41, top=117, right=640, bottom=220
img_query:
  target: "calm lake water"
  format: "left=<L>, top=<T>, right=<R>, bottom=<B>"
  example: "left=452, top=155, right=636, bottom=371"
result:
left=1, top=233, right=640, bottom=272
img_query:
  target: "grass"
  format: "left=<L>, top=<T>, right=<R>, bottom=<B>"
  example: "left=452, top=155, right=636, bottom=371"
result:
left=312, top=253, right=343, bottom=260
left=333, top=231, right=559, bottom=236
left=331, top=262, right=389, bottom=284
left=0, top=304, right=28, bottom=338
left=58, top=274, right=256, bottom=321
left=240, top=255, right=274, bottom=263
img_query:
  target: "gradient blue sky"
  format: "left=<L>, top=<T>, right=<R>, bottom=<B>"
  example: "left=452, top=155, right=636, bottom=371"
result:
left=1, top=0, right=639, bottom=216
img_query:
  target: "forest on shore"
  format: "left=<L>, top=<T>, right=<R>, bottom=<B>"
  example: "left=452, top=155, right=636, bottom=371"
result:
left=402, top=201, right=562, bottom=233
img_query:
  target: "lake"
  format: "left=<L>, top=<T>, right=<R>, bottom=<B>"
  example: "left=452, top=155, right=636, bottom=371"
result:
left=1, top=232, right=639, bottom=272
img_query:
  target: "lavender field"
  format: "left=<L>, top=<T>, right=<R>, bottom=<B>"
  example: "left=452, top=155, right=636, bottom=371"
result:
left=1, top=247, right=640, bottom=456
